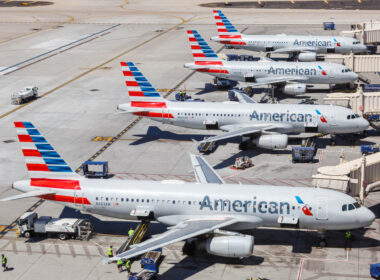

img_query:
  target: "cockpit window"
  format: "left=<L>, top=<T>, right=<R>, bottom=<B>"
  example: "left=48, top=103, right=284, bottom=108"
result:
left=342, top=204, right=347, bottom=211
left=353, top=41, right=360, bottom=45
left=347, top=115, right=351, bottom=119
left=355, top=114, right=360, bottom=118
left=348, top=204, right=355, bottom=210
left=353, top=202, right=361, bottom=208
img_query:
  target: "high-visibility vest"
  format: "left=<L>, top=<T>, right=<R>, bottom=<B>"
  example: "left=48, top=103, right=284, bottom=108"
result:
left=126, top=260, right=131, bottom=269
left=128, top=230, right=135, bottom=236
left=117, top=259, right=123, bottom=265
left=108, top=248, right=113, bottom=256
left=2, top=256, right=6, bottom=264
left=346, top=231, right=351, bottom=239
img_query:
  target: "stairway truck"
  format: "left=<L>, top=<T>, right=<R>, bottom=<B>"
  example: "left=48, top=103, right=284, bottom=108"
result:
left=16, top=212, right=93, bottom=240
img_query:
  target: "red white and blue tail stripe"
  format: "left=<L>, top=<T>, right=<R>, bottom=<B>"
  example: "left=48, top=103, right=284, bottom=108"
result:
left=15, top=122, right=80, bottom=179
left=213, top=10, right=245, bottom=46
left=187, top=30, right=219, bottom=61
left=120, top=62, right=165, bottom=101
left=120, top=62, right=173, bottom=119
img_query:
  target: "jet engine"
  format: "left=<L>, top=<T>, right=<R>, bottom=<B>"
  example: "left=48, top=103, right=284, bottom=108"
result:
left=205, top=235, right=254, bottom=258
left=255, top=134, right=288, bottom=149
left=279, top=84, right=306, bottom=96
left=297, top=52, right=317, bottom=62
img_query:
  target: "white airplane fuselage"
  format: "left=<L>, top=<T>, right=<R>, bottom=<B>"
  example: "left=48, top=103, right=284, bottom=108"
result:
left=184, top=60, right=358, bottom=84
left=211, top=34, right=367, bottom=54
left=13, top=178, right=375, bottom=231
left=121, top=102, right=369, bottom=134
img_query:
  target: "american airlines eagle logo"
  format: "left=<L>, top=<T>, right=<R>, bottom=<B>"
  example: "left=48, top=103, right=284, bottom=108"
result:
left=295, top=196, right=313, bottom=216
left=315, top=109, right=327, bottom=123
left=317, top=65, right=327, bottom=76
left=333, top=38, right=341, bottom=47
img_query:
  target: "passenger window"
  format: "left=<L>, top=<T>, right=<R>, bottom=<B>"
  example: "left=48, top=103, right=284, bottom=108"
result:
left=136, top=199, right=139, bottom=202
left=188, top=201, right=191, bottom=205
left=147, top=199, right=149, bottom=203
left=96, top=197, right=98, bottom=200
left=142, top=199, right=144, bottom=202
left=106, top=197, right=109, bottom=201
left=121, top=198, right=124, bottom=202
left=131, top=199, right=134, bottom=202
left=342, top=204, right=347, bottom=211
left=126, top=198, right=129, bottom=202
left=172, top=200, right=175, bottom=204
left=349, top=204, right=355, bottom=211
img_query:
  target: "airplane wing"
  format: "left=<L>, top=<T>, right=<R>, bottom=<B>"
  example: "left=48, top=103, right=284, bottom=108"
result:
left=189, top=153, right=225, bottom=184
left=0, top=190, right=55, bottom=202
left=252, top=76, right=309, bottom=86
left=270, top=47, right=318, bottom=54
left=105, top=216, right=240, bottom=262
left=197, top=124, right=277, bottom=144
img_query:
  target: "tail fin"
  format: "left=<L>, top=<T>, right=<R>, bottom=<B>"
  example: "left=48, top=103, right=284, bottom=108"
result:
left=120, top=62, right=172, bottom=118
left=187, top=30, right=219, bottom=61
left=120, top=62, right=166, bottom=103
left=14, top=122, right=80, bottom=179
left=213, top=10, right=241, bottom=37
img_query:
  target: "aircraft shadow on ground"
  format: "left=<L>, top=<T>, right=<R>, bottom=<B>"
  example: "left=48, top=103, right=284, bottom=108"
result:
left=130, top=126, right=215, bottom=146
left=160, top=254, right=263, bottom=280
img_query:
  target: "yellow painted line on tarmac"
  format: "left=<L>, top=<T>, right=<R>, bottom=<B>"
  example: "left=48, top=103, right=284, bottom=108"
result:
left=157, top=89, right=170, bottom=92
left=324, top=0, right=328, bottom=3
left=290, top=0, right=295, bottom=4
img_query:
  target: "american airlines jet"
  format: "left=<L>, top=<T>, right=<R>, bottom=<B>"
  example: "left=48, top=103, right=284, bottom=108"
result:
left=211, top=10, right=367, bottom=61
left=117, top=62, right=368, bottom=149
left=184, top=30, right=359, bottom=96
left=1, top=122, right=375, bottom=261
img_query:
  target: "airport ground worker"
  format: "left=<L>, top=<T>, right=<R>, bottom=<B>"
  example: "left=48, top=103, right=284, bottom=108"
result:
left=2, top=254, right=8, bottom=272
left=126, top=259, right=131, bottom=273
left=108, top=245, right=113, bottom=258
left=128, top=228, right=135, bottom=238
left=117, top=258, right=124, bottom=273
left=345, top=230, right=352, bottom=250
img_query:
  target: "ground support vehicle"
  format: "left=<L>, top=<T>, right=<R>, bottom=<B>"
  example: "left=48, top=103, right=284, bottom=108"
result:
left=232, top=156, right=253, bottom=169
left=11, top=86, right=38, bottom=104
left=16, top=212, right=93, bottom=240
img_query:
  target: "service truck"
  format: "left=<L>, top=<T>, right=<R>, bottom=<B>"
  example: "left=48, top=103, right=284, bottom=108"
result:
left=16, top=212, right=93, bottom=240
left=11, top=86, right=38, bottom=104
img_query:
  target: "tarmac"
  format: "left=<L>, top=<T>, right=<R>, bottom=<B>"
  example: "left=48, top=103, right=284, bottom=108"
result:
left=0, top=0, right=378, bottom=279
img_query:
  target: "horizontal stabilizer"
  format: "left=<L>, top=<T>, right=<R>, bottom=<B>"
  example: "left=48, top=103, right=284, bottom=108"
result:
left=1, top=190, right=55, bottom=202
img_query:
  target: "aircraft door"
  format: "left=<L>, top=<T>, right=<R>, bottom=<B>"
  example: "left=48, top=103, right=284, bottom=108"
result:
left=329, top=113, right=337, bottom=126
left=74, top=186, right=83, bottom=209
left=304, top=114, right=318, bottom=133
left=316, top=196, right=328, bottom=220
left=162, top=108, right=169, bottom=123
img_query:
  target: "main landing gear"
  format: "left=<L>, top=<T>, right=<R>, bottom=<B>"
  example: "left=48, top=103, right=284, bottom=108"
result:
left=317, top=230, right=327, bottom=248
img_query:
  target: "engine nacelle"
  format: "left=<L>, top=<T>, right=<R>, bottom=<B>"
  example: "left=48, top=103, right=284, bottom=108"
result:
left=255, top=134, right=288, bottom=149
left=205, top=235, right=254, bottom=258
left=297, top=52, right=317, bottom=62
left=280, top=84, right=306, bottom=96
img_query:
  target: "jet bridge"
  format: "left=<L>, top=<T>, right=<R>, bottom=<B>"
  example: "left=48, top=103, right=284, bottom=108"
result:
left=116, top=220, right=151, bottom=255
left=312, top=152, right=380, bottom=203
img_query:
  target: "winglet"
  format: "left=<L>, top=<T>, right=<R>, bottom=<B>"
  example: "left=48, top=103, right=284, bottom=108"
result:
left=188, top=153, right=225, bottom=185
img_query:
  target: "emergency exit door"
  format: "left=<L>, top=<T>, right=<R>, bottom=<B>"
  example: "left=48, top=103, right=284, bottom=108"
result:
left=316, top=196, right=328, bottom=220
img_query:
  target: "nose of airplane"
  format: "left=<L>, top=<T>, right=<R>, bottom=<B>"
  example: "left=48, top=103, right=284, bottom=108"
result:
left=358, top=44, right=368, bottom=53
left=360, top=207, right=376, bottom=227
left=210, top=36, right=219, bottom=42
left=360, top=118, right=370, bottom=130
left=351, top=72, right=359, bottom=81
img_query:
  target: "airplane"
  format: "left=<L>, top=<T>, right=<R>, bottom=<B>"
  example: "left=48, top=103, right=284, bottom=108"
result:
left=184, top=30, right=359, bottom=96
left=210, top=10, right=367, bottom=61
left=117, top=62, right=368, bottom=149
left=1, top=121, right=375, bottom=262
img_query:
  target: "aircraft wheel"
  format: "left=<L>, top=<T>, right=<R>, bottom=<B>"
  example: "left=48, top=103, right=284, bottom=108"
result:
left=182, top=240, right=196, bottom=256
left=239, top=141, right=249, bottom=150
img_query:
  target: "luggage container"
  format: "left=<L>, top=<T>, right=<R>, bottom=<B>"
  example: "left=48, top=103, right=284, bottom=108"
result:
left=323, top=22, right=335, bottom=30
left=82, top=161, right=109, bottom=178
left=291, top=147, right=316, bottom=163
